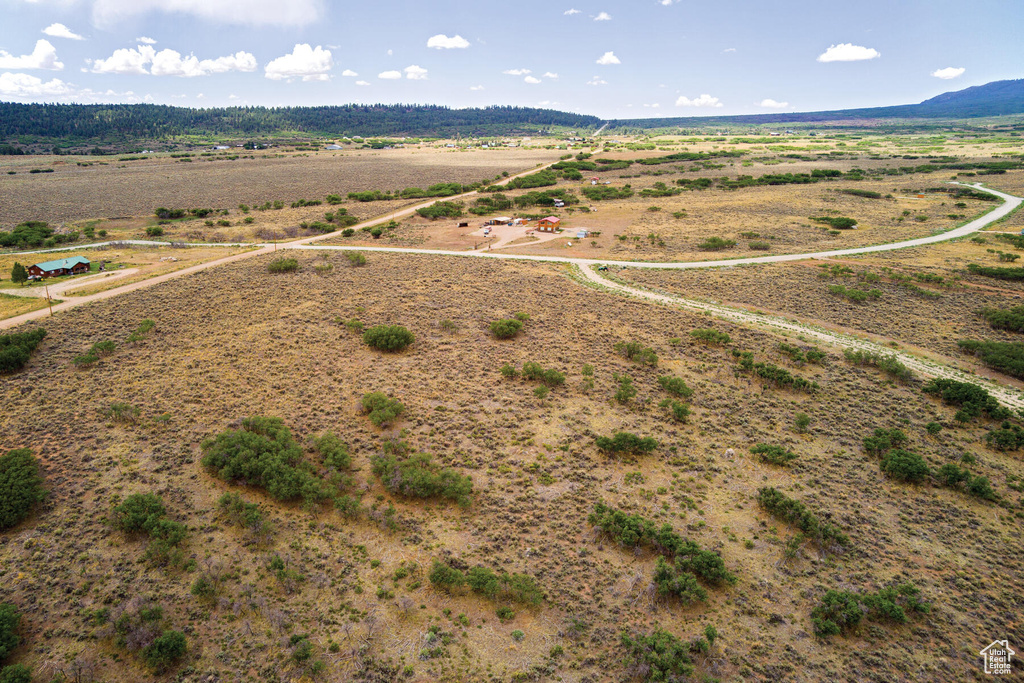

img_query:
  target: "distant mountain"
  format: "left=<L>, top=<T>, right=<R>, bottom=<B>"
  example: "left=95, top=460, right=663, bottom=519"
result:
left=609, top=79, right=1024, bottom=129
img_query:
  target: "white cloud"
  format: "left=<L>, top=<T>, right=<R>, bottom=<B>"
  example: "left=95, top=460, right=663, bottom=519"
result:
left=404, top=64, right=427, bottom=80
left=758, top=98, right=788, bottom=108
left=723, top=47, right=736, bottom=53
left=91, top=0, right=322, bottom=28
left=469, top=84, right=484, bottom=90
left=136, top=36, right=157, bottom=44
left=524, top=75, right=541, bottom=84
left=427, top=34, right=470, bottom=49
left=341, top=69, right=357, bottom=77
left=355, top=80, right=369, bottom=86
left=817, top=43, right=880, bottom=62
left=264, top=44, right=332, bottom=81
left=90, top=45, right=154, bottom=74
left=153, top=49, right=256, bottom=77
left=386, top=49, right=393, bottom=56
left=564, top=8, right=580, bottom=14
left=643, top=103, right=661, bottom=108
left=586, top=75, right=607, bottom=86
left=594, top=11, right=611, bottom=20
left=0, top=72, right=72, bottom=96
left=543, top=72, right=558, bottom=79
left=0, top=40, right=64, bottom=70
left=91, top=44, right=256, bottom=77
left=503, top=68, right=531, bottom=76
left=932, top=66, right=965, bottom=80
left=595, top=51, right=620, bottom=65
left=676, top=93, right=722, bottom=107
left=43, top=23, right=84, bottom=40
left=660, top=0, right=673, bottom=4
left=378, top=70, right=401, bottom=79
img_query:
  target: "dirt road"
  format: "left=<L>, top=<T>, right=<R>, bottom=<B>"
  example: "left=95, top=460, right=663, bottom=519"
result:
left=3, top=180, right=1021, bottom=408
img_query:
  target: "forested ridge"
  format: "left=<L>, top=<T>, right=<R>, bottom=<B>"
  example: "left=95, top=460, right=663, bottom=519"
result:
left=0, top=102, right=601, bottom=141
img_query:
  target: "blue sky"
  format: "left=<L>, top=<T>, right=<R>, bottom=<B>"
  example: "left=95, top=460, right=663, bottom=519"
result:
left=1, top=0, right=1021, bottom=119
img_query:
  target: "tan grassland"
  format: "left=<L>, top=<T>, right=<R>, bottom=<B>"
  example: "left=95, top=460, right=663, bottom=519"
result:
left=1, top=132, right=1023, bottom=682
left=0, top=251, right=1022, bottom=682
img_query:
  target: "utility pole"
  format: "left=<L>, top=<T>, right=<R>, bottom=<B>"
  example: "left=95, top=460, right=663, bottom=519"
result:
left=45, top=284, right=53, bottom=317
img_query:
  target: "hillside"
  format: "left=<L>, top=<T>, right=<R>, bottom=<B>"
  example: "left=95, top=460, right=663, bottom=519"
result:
left=0, top=103, right=601, bottom=144
left=610, top=79, right=1024, bottom=129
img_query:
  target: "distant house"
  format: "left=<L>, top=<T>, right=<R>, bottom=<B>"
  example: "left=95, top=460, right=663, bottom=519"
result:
left=576, top=229, right=589, bottom=239
left=213, top=145, right=231, bottom=150
left=28, top=256, right=90, bottom=279
left=537, top=217, right=561, bottom=233
left=325, top=144, right=343, bottom=150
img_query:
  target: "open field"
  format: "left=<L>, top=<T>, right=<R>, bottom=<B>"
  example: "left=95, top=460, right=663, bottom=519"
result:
left=0, top=146, right=562, bottom=228
left=1, top=251, right=1022, bottom=682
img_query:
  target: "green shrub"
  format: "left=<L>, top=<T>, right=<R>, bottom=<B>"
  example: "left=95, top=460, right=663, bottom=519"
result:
left=589, top=502, right=735, bottom=586
left=811, top=590, right=863, bottom=636
left=0, top=329, right=47, bottom=374
left=520, top=361, right=564, bottom=386
left=0, top=604, right=21, bottom=661
left=986, top=422, right=1024, bottom=451
left=862, top=428, right=908, bottom=456
left=127, top=319, right=156, bottom=342
left=146, top=226, right=164, bottom=237
left=429, top=560, right=465, bottom=591
left=428, top=560, right=543, bottom=605
left=268, top=257, right=299, bottom=273
left=141, top=630, right=187, bottom=673
left=615, top=341, right=658, bottom=366
left=659, top=399, right=690, bottom=423
left=880, top=449, right=930, bottom=483
left=697, top=236, right=736, bottom=251
left=0, top=664, right=31, bottom=683
left=363, top=325, right=414, bottom=352
left=958, top=339, right=1024, bottom=380
left=595, top=432, right=658, bottom=455
left=345, top=251, right=367, bottom=266
left=689, top=328, right=730, bottom=345
left=361, top=392, right=405, bottom=427
left=110, top=493, right=166, bottom=534
left=843, top=348, right=913, bottom=382
left=490, top=319, right=523, bottom=339
left=105, top=401, right=141, bottom=424
left=613, top=373, right=637, bottom=403
left=922, top=378, right=1010, bottom=422
left=110, top=493, right=187, bottom=567
left=656, top=375, right=693, bottom=398
left=828, top=284, right=881, bottom=303
left=652, top=557, right=707, bottom=604
left=812, top=583, right=929, bottom=638
left=581, top=184, right=633, bottom=201
left=218, top=492, right=271, bottom=537
left=371, top=443, right=472, bottom=506
left=0, top=449, right=45, bottom=531
left=620, top=629, right=695, bottom=681
left=416, top=201, right=463, bottom=220
left=966, top=263, right=1024, bottom=281
left=201, top=416, right=329, bottom=504
left=756, top=487, right=849, bottom=550
left=750, top=443, right=798, bottom=466
left=811, top=216, right=858, bottom=229
left=979, top=305, right=1024, bottom=332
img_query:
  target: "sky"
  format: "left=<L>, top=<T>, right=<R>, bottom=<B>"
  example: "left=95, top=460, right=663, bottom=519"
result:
left=1, top=0, right=1022, bottom=119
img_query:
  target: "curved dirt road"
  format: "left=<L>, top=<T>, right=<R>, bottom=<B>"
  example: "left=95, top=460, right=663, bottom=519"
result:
left=2, top=181, right=1022, bottom=408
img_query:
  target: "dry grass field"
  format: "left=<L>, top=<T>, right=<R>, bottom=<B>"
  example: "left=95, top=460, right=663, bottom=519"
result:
left=0, top=146, right=561, bottom=228
left=615, top=236, right=1024, bottom=366
left=1, top=251, right=1022, bottom=682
